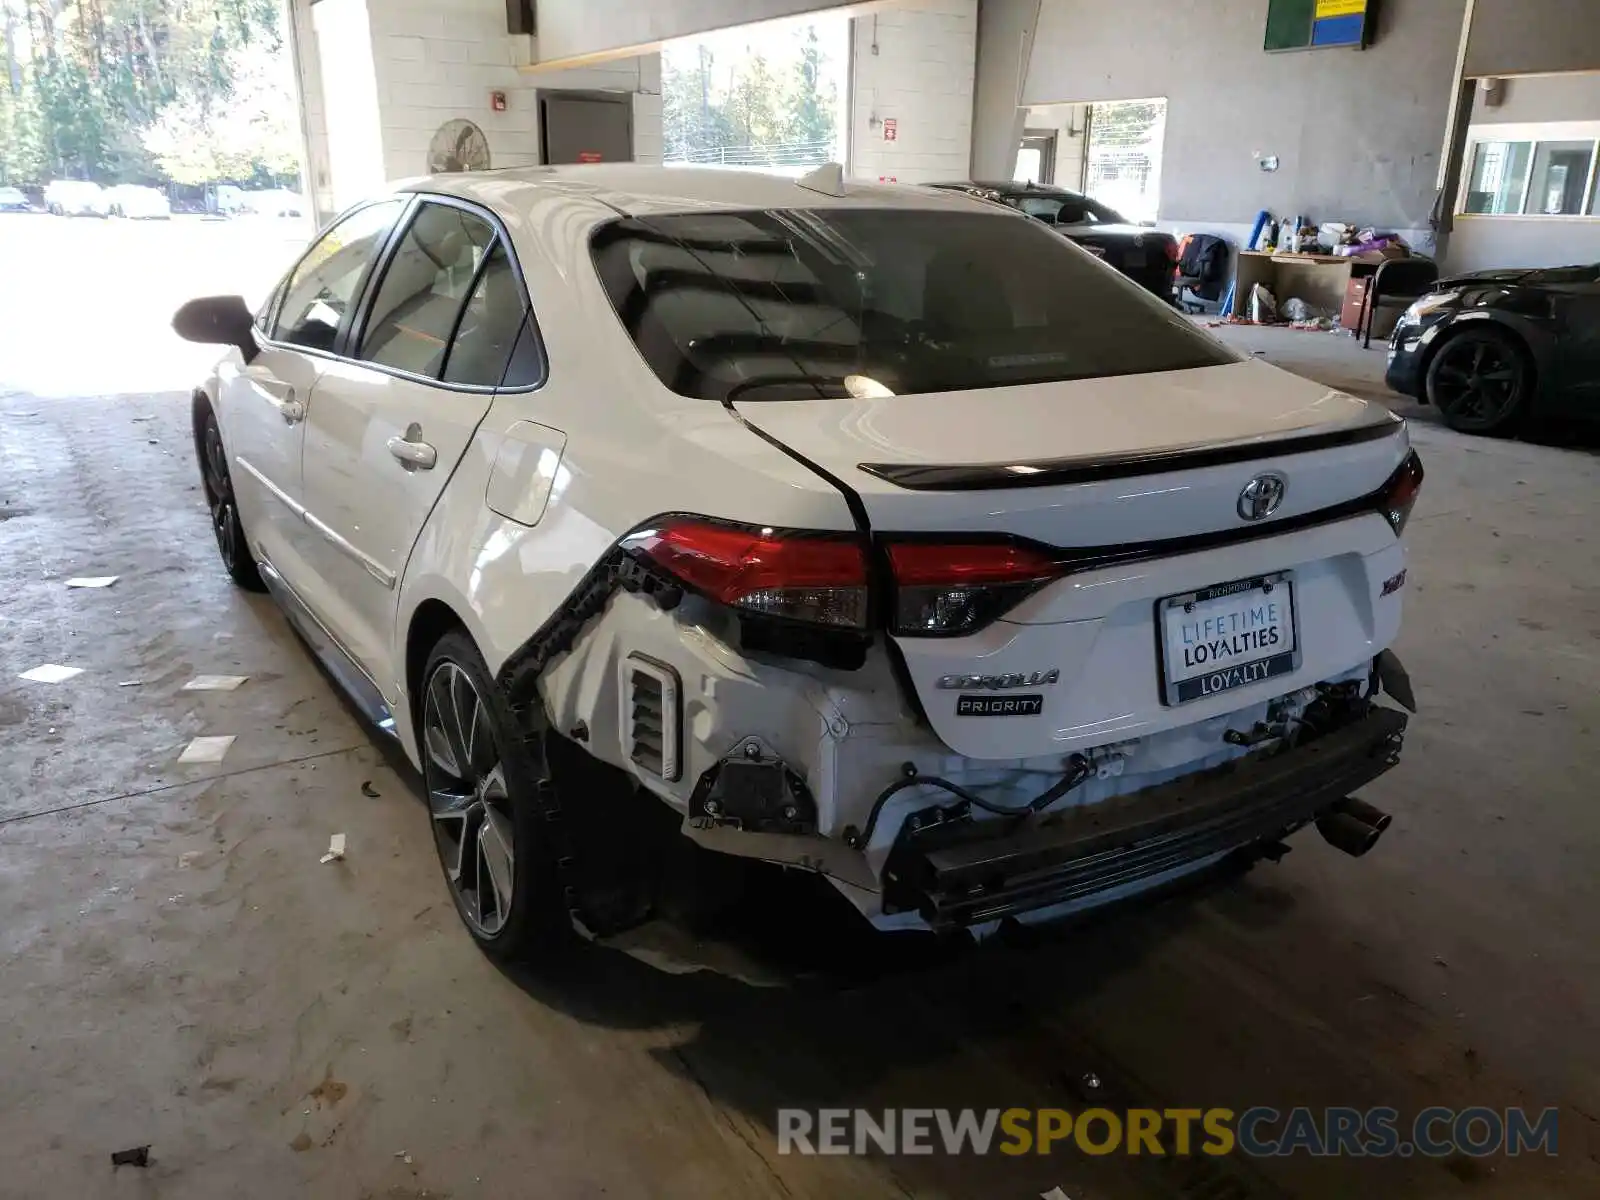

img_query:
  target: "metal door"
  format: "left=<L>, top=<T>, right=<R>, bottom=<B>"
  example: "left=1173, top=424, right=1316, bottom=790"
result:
left=540, top=93, right=633, bottom=165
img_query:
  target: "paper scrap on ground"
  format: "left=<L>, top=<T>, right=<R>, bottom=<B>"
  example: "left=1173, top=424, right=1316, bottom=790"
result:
left=321, top=833, right=347, bottom=864
left=65, top=576, right=119, bottom=588
left=182, top=674, right=249, bottom=692
left=118, top=679, right=142, bottom=687
left=177, top=735, right=235, bottom=765
left=19, top=664, right=84, bottom=684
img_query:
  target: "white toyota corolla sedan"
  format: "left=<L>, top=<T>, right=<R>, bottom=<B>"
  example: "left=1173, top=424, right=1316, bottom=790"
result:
left=175, top=165, right=1422, bottom=961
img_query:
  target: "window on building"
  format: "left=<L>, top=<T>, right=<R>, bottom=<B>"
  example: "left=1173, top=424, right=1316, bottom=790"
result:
left=661, top=14, right=849, bottom=176
left=1083, top=99, right=1166, bottom=224
left=1464, top=140, right=1533, bottom=214
left=1527, top=141, right=1594, bottom=215
left=1461, top=125, right=1600, bottom=218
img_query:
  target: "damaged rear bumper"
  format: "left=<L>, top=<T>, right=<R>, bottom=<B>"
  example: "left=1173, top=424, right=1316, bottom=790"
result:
left=885, top=705, right=1407, bottom=931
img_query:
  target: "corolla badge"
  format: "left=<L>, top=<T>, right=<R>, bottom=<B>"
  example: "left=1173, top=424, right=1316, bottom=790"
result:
left=1237, top=472, right=1288, bottom=521
left=937, top=670, right=1060, bottom=690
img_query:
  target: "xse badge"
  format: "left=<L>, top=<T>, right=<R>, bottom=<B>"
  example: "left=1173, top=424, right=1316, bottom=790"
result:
left=957, top=694, right=1044, bottom=717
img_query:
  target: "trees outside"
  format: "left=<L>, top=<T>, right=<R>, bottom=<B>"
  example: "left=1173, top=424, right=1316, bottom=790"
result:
left=1084, top=97, right=1167, bottom=223
left=663, top=19, right=843, bottom=170
left=0, top=0, right=298, bottom=189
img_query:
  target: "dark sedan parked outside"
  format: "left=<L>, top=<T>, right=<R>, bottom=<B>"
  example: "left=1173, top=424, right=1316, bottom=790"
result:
left=1385, top=263, right=1600, bottom=436
left=929, top=181, right=1179, bottom=301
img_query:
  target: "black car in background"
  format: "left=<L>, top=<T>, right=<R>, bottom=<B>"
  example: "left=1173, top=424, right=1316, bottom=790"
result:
left=1385, top=263, right=1600, bottom=436
left=929, top=181, right=1179, bottom=301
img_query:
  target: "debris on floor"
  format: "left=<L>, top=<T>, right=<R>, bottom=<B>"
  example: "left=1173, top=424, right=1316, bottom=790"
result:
left=65, top=575, right=119, bottom=588
left=117, top=679, right=142, bottom=687
left=109, top=1146, right=150, bottom=1168
left=177, top=734, right=236, bottom=765
left=182, top=674, right=249, bottom=691
left=321, top=833, right=347, bottom=864
left=309, top=1071, right=348, bottom=1107
left=360, top=780, right=381, bottom=798
left=18, top=664, right=84, bottom=684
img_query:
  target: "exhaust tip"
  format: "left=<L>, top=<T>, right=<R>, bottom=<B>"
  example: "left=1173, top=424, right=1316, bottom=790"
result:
left=1337, top=795, right=1392, bottom=834
left=1317, top=811, right=1383, bottom=858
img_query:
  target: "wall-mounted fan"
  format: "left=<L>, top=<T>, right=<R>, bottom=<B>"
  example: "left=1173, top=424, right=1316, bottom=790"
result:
left=428, top=119, right=491, bottom=174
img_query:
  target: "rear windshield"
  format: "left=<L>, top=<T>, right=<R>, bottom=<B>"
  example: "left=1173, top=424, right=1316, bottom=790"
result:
left=1011, top=193, right=1124, bottom=225
left=590, top=208, right=1234, bottom=402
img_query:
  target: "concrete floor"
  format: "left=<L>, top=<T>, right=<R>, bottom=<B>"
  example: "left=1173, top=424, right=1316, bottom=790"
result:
left=3, top=286, right=1599, bottom=1197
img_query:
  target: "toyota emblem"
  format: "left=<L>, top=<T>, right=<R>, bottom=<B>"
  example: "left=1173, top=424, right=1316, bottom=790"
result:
left=1237, top=472, right=1288, bottom=521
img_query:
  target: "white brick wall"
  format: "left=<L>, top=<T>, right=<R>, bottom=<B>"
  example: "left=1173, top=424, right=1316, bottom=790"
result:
left=290, top=0, right=664, bottom=206
left=850, top=0, right=977, bottom=184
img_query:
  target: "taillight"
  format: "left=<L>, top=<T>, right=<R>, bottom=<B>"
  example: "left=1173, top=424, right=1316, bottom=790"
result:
left=1164, top=239, right=1180, bottom=263
left=1377, top=451, right=1424, bottom=534
left=624, top=518, right=869, bottom=628
left=886, top=541, right=1061, bottom=636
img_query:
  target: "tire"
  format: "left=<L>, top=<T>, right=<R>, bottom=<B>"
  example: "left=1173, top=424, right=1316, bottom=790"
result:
left=196, top=407, right=266, bottom=591
left=420, top=630, right=572, bottom=962
left=1424, top=326, right=1534, bottom=437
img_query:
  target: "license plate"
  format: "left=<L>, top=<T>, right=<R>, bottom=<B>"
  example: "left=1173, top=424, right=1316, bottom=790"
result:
left=1158, top=573, right=1299, bottom=705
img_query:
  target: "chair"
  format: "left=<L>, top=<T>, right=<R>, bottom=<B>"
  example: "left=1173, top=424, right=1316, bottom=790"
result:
left=1174, top=272, right=1206, bottom=314
left=1362, top=258, right=1440, bottom=348
left=1175, top=233, right=1229, bottom=314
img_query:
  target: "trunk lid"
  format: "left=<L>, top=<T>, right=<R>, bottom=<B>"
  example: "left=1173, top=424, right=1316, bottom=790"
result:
left=733, top=359, right=1413, bottom=759
left=732, top=359, right=1402, bottom=542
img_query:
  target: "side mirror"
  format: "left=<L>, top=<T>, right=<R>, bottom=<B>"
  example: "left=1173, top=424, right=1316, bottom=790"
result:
left=173, top=295, right=258, bottom=363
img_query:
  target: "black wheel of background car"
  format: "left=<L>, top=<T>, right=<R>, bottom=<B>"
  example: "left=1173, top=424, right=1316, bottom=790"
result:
left=197, top=410, right=265, bottom=591
left=1425, top=327, right=1533, bottom=437
left=421, top=631, right=571, bottom=961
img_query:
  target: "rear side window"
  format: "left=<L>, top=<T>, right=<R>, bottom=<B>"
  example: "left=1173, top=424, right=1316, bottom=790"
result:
left=441, top=244, right=542, bottom=387
left=591, top=209, right=1233, bottom=402
left=273, top=199, right=405, bottom=352
left=360, top=203, right=497, bottom=378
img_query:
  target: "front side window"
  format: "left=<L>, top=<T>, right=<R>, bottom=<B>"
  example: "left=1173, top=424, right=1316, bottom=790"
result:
left=1016, top=195, right=1066, bottom=222
left=273, top=200, right=405, bottom=352
left=591, top=208, right=1233, bottom=402
left=360, top=202, right=497, bottom=378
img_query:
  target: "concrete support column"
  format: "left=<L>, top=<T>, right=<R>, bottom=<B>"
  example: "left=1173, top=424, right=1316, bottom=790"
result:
left=971, top=0, right=1041, bottom=182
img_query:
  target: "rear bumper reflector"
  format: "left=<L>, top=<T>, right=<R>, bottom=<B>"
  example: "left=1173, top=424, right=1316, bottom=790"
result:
left=888, top=705, right=1407, bottom=930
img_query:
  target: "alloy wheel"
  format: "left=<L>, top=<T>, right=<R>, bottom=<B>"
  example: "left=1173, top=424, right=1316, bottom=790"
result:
left=1431, top=336, right=1521, bottom=429
left=201, top=419, right=239, bottom=570
left=423, top=661, right=516, bottom=938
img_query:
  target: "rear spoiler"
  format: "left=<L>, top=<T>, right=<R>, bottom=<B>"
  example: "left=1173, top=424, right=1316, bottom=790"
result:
left=857, top=417, right=1403, bottom=491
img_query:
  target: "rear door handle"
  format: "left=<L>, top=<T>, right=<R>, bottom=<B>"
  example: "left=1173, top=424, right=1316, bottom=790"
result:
left=387, top=423, right=437, bottom=470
